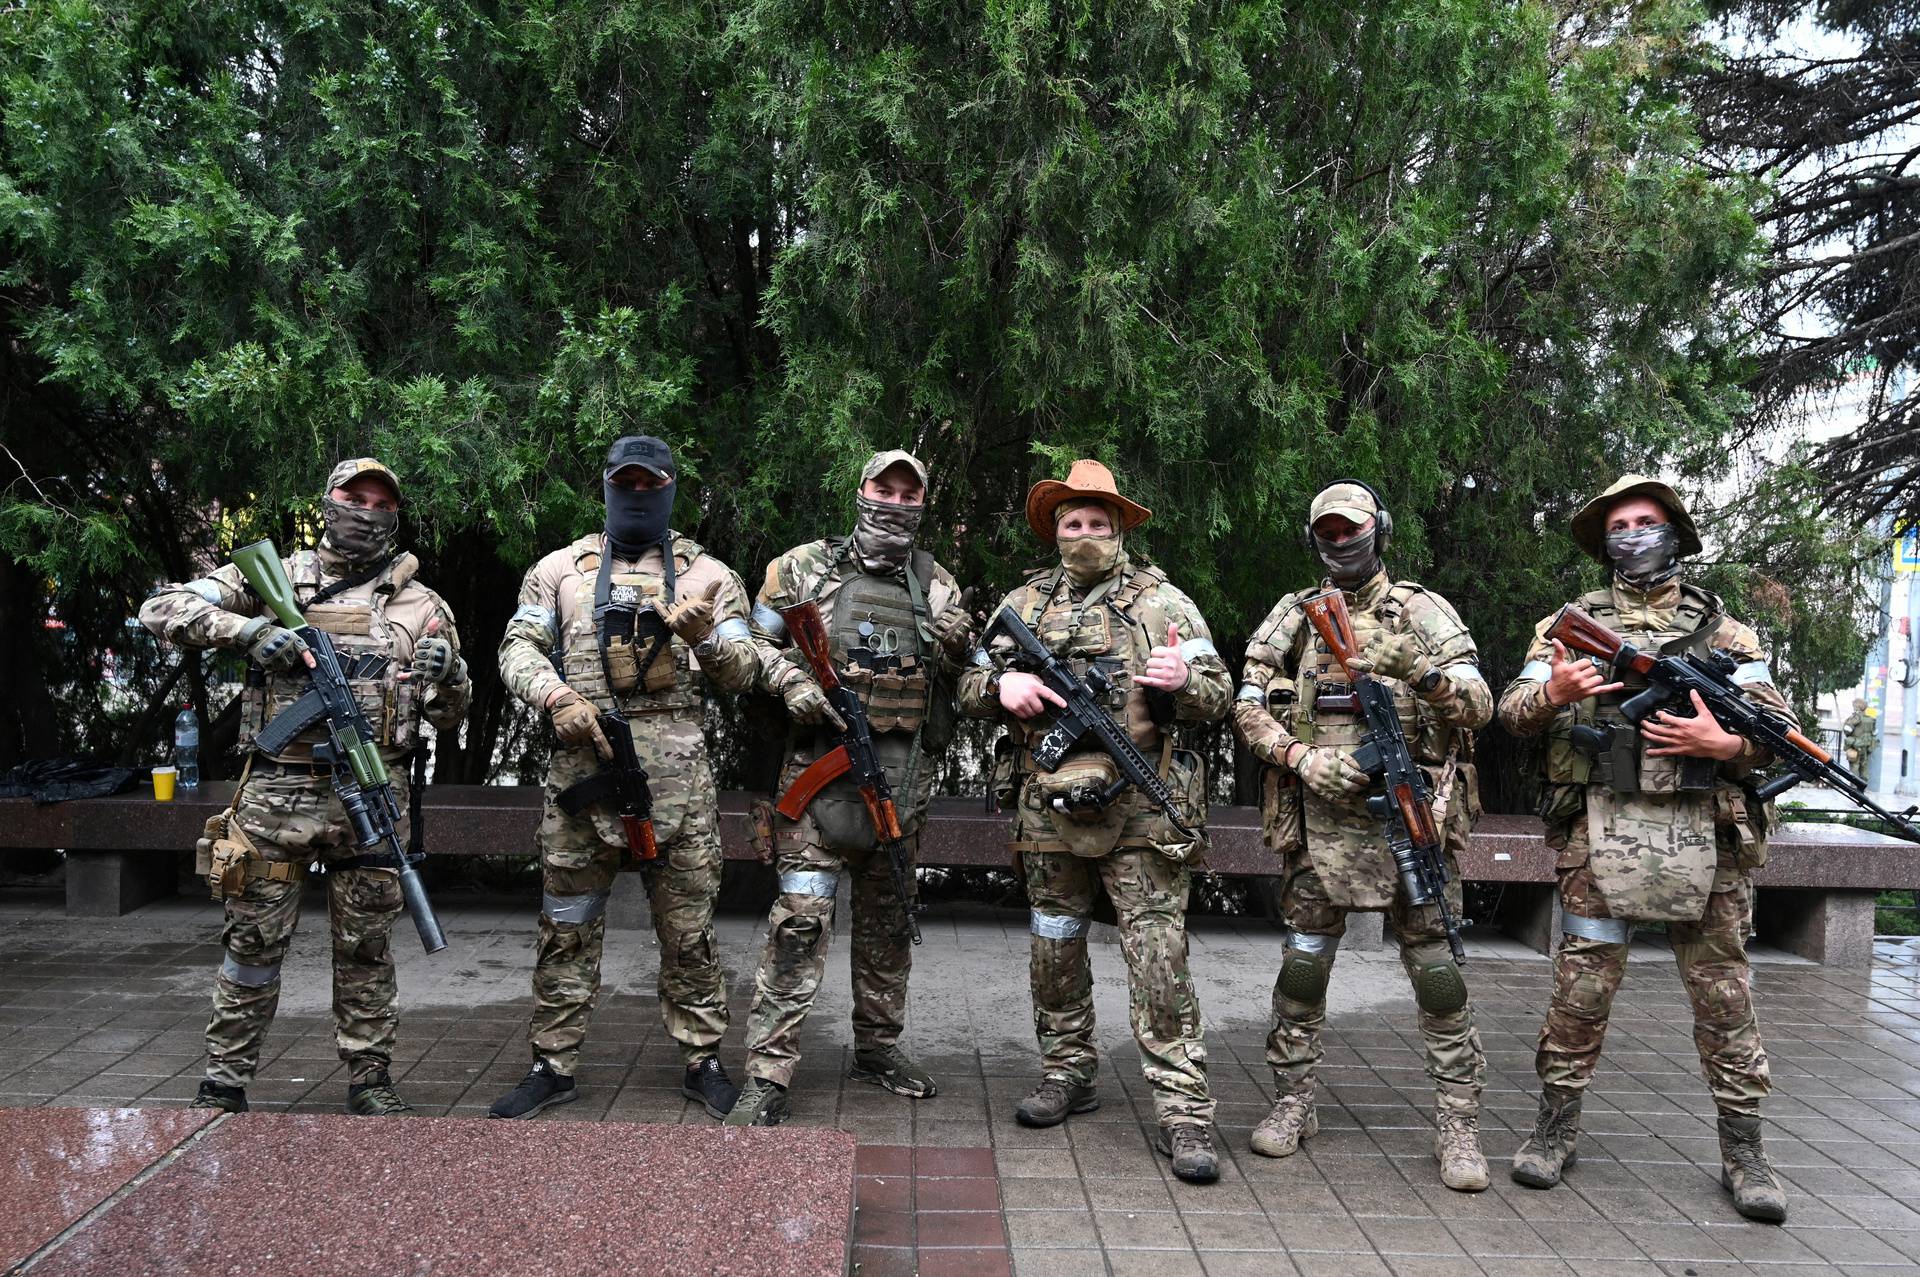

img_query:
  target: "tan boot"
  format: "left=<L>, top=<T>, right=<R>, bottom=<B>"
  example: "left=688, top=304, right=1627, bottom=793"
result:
left=1435, top=1108, right=1489, bottom=1192
left=1511, top=1085, right=1581, bottom=1188
left=1250, top=1091, right=1318, bottom=1158
left=1719, top=1113, right=1788, bottom=1223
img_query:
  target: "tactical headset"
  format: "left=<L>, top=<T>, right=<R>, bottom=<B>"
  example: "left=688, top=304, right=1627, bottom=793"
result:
left=1303, top=478, right=1393, bottom=556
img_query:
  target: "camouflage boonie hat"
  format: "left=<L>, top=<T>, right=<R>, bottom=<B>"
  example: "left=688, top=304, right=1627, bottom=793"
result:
left=861, top=449, right=928, bottom=488
left=1308, top=481, right=1380, bottom=526
left=325, top=458, right=401, bottom=504
left=1570, top=474, right=1701, bottom=564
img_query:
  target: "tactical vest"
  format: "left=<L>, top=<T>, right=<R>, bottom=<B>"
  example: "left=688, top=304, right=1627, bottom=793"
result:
left=1290, top=582, right=1454, bottom=766
left=820, top=546, right=934, bottom=735
left=1542, top=582, right=1722, bottom=794
left=1012, top=562, right=1173, bottom=767
left=559, top=538, right=704, bottom=716
left=240, top=551, right=420, bottom=757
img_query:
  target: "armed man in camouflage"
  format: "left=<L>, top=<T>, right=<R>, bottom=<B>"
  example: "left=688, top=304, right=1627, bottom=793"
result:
left=488, top=436, right=759, bottom=1121
left=1501, top=475, right=1793, bottom=1223
left=140, top=458, right=471, bottom=1116
left=1843, top=697, right=1876, bottom=777
left=1232, top=480, right=1493, bottom=1191
left=957, top=460, right=1230, bottom=1185
left=725, top=450, right=975, bottom=1127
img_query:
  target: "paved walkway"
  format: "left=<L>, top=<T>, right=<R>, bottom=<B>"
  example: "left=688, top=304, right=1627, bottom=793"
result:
left=4, top=886, right=1919, bottom=1275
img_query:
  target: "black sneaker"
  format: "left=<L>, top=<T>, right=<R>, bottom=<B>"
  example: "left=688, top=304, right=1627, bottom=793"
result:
left=489, top=1062, right=577, bottom=1120
left=190, top=1079, right=248, bottom=1113
left=682, top=1057, right=741, bottom=1120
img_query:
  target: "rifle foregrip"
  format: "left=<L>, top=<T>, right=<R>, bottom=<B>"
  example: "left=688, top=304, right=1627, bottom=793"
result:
left=1784, top=728, right=1828, bottom=762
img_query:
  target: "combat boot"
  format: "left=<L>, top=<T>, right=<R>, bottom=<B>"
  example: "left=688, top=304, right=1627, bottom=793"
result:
left=346, top=1070, right=416, bottom=1117
left=1250, top=1091, right=1318, bottom=1158
left=682, top=1057, right=740, bottom=1120
left=850, top=1044, right=938, bottom=1098
left=1014, top=1076, right=1099, bottom=1128
left=725, top=1077, right=790, bottom=1127
left=1154, top=1121, right=1221, bottom=1185
left=189, top=1080, right=247, bottom=1113
left=1511, top=1085, right=1581, bottom=1188
left=488, top=1061, right=576, bottom=1120
left=1718, top=1113, right=1788, bottom=1223
left=1435, top=1108, right=1490, bottom=1192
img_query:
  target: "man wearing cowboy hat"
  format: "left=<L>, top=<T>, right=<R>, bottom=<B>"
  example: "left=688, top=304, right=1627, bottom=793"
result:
left=1232, top=479, right=1495, bottom=1191
left=726, top=449, right=975, bottom=1127
left=488, top=436, right=762, bottom=1122
left=139, top=458, right=472, bottom=1117
left=958, top=459, right=1231, bottom=1184
left=1499, top=475, right=1795, bottom=1222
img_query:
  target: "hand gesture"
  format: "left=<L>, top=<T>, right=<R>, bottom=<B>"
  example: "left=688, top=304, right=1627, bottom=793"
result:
left=1543, top=639, right=1623, bottom=707
left=664, top=580, right=724, bottom=644
left=1136, top=622, right=1191, bottom=692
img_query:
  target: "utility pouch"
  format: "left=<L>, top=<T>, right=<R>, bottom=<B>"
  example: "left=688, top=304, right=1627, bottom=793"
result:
left=748, top=798, right=777, bottom=863
left=637, top=608, right=676, bottom=692
left=1584, top=724, right=1640, bottom=794
left=1261, top=769, right=1304, bottom=857
left=603, top=636, right=641, bottom=694
left=197, top=809, right=260, bottom=902
left=990, top=731, right=1019, bottom=812
left=1036, top=752, right=1125, bottom=826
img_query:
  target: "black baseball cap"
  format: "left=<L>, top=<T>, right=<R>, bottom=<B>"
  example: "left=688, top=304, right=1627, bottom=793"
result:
left=604, top=435, right=674, bottom=480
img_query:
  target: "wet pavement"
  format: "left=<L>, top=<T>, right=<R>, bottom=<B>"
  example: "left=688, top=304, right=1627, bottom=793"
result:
left=4, top=887, right=1920, bottom=1274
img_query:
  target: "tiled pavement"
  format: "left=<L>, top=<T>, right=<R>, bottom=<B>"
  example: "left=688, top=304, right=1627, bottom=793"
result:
left=5, top=886, right=1920, bottom=1275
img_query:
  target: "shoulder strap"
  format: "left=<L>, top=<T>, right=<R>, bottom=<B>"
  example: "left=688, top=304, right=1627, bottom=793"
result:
left=309, top=554, right=396, bottom=609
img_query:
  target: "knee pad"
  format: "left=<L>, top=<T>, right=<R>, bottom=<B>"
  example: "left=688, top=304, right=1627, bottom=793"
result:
left=1412, top=959, right=1469, bottom=1015
left=772, top=912, right=826, bottom=957
left=1278, top=951, right=1332, bottom=1005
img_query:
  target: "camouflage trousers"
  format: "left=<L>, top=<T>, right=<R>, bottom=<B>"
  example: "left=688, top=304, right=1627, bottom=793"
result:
left=528, top=751, right=727, bottom=1074
left=1538, top=865, right=1769, bottom=1116
left=1268, top=850, right=1485, bottom=1113
left=206, top=766, right=409, bottom=1089
left=1024, top=846, right=1213, bottom=1125
left=740, top=830, right=915, bottom=1086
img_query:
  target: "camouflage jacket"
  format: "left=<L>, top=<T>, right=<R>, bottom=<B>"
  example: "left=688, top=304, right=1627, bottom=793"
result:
left=498, top=532, right=757, bottom=716
left=138, top=545, right=469, bottom=762
left=1844, top=711, right=1875, bottom=753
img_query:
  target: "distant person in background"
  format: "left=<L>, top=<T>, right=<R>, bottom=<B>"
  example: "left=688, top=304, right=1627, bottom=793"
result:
left=1843, top=697, right=1876, bottom=777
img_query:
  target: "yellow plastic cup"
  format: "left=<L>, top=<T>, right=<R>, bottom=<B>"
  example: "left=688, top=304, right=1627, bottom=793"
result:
left=152, top=766, right=177, bottom=802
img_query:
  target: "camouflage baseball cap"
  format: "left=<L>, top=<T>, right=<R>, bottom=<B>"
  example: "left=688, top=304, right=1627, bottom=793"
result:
left=325, top=458, right=401, bottom=504
left=1309, top=481, right=1379, bottom=526
left=861, top=449, right=928, bottom=488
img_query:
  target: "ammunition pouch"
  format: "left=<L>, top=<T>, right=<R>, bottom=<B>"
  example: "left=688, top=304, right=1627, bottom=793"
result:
left=838, top=651, right=932, bottom=734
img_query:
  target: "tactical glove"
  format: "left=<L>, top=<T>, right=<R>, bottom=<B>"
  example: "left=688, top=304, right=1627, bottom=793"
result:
left=410, top=636, right=465, bottom=685
left=1356, top=631, right=1433, bottom=687
left=930, top=602, right=975, bottom=660
left=1295, top=745, right=1370, bottom=803
left=1232, top=701, right=1289, bottom=766
left=548, top=688, right=612, bottom=759
left=664, top=580, right=724, bottom=644
left=238, top=616, right=309, bottom=673
left=782, top=677, right=848, bottom=732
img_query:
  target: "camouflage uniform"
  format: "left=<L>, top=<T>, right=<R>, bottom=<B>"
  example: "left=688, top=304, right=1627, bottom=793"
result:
left=139, top=518, right=469, bottom=1090
left=958, top=555, right=1229, bottom=1126
left=740, top=534, right=968, bottom=1086
left=1500, top=574, right=1790, bottom=1115
left=1843, top=702, right=1875, bottom=776
left=1233, top=569, right=1491, bottom=1118
left=497, top=532, right=758, bottom=1074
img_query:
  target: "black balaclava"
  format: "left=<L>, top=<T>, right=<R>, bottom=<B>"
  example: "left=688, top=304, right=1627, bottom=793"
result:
left=603, top=435, right=677, bottom=559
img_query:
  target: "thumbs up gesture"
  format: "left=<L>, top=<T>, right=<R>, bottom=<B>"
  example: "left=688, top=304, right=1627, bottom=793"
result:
left=1137, top=621, right=1192, bottom=692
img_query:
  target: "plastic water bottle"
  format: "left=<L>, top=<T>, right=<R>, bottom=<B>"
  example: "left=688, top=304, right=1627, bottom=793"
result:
left=174, top=705, right=200, bottom=791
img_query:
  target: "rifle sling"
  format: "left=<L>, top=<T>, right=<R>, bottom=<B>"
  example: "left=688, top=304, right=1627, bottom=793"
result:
left=307, top=554, right=394, bottom=608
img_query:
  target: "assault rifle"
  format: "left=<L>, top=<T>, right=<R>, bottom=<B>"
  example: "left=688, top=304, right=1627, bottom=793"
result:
left=981, top=607, right=1197, bottom=841
left=232, top=539, right=448, bottom=954
left=1546, top=604, right=1920, bottom=843
left=557, top=709, right=661, bottom=862
left=1301, top=589, right=1466, bottom=964
left=774, top=600, right=924, bottom=945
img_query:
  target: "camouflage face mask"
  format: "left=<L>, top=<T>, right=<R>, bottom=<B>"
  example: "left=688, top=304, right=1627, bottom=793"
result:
left=852, top=495, right=923, bottom=571
left=1605, top=523, right=1680, bottom=589
left=1313, top=527, right=1379, bottom=586
left=321, top=497, right=398, bottom=565
left=1059, top=532, right=1124, bottom=586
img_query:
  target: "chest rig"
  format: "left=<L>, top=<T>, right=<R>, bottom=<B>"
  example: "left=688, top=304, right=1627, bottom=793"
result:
left=1014, top=563, right=1172, bottom=766
left=819, top=542, right=936, bottom=734
left=560, top=537, right=702, bottom=715
left=1546, top=583, right=1723, bottom=795
left=1290, top=582, right=1448, bottom=765
left=240, top=551, right=418, bottom=756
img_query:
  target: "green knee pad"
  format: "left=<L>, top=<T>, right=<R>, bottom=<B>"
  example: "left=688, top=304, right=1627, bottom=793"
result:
left=1412, top=959, right=1469, bottom=1015
left=1278, top=951, right=1332, bottom=1004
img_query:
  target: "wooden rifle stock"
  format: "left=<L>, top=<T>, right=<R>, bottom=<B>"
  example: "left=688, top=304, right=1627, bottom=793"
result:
left=1546, top=604, right=1654, bottom=675
left=781, top=601, right=842, bottom=692
left=1301, top=589, right=1362, bottom=675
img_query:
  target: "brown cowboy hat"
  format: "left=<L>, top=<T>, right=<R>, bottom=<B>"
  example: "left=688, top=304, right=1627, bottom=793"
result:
left=1025, top=459, right=1152, bottom=543
left=1570, top=473, right=1703, bottom=564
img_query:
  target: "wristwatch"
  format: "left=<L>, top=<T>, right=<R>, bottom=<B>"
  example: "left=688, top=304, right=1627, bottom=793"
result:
left=1414, top=667, right=1446, bottom=695
left=983, top=668, right=1005, bottom=701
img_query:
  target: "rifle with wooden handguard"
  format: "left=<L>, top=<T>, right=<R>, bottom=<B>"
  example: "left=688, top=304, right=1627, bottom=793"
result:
left=774, top=600, right=924, bottom=944
left=1301, top=588, right=1466, bottom=964
left=1546, top=603, right=1920, bottom=842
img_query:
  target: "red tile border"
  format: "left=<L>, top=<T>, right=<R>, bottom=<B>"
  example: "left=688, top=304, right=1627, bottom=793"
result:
left=917, top=1210, right=1007, bottom=1249
left=917, top=1249, right=1013, bottom=1277
left=855, top=1144, right=912, bottom=1177
left=914, top=1175, right=1001, bottom=1212
left=854, top=1174, right=912, bottom=1212
left=915, top=1146, right=997, bottom=1177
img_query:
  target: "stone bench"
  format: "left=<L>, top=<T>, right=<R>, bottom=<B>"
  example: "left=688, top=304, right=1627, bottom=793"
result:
left=1, top=787, right=1909, bottom=965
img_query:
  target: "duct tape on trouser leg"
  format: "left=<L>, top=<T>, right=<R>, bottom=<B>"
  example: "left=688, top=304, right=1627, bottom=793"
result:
left=1563, top=913, right=1633, bottom=946
left=220, top=954, right=281, bottom=987
left=779, top=871, right=839, bottom=898
left=1031, top=909, right=1090, bottom=940
left=543, top=889, right=611, bottom=926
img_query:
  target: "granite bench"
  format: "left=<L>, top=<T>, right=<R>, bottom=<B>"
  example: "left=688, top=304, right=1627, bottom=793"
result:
left=1, top=786, right=1910, bottom=965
